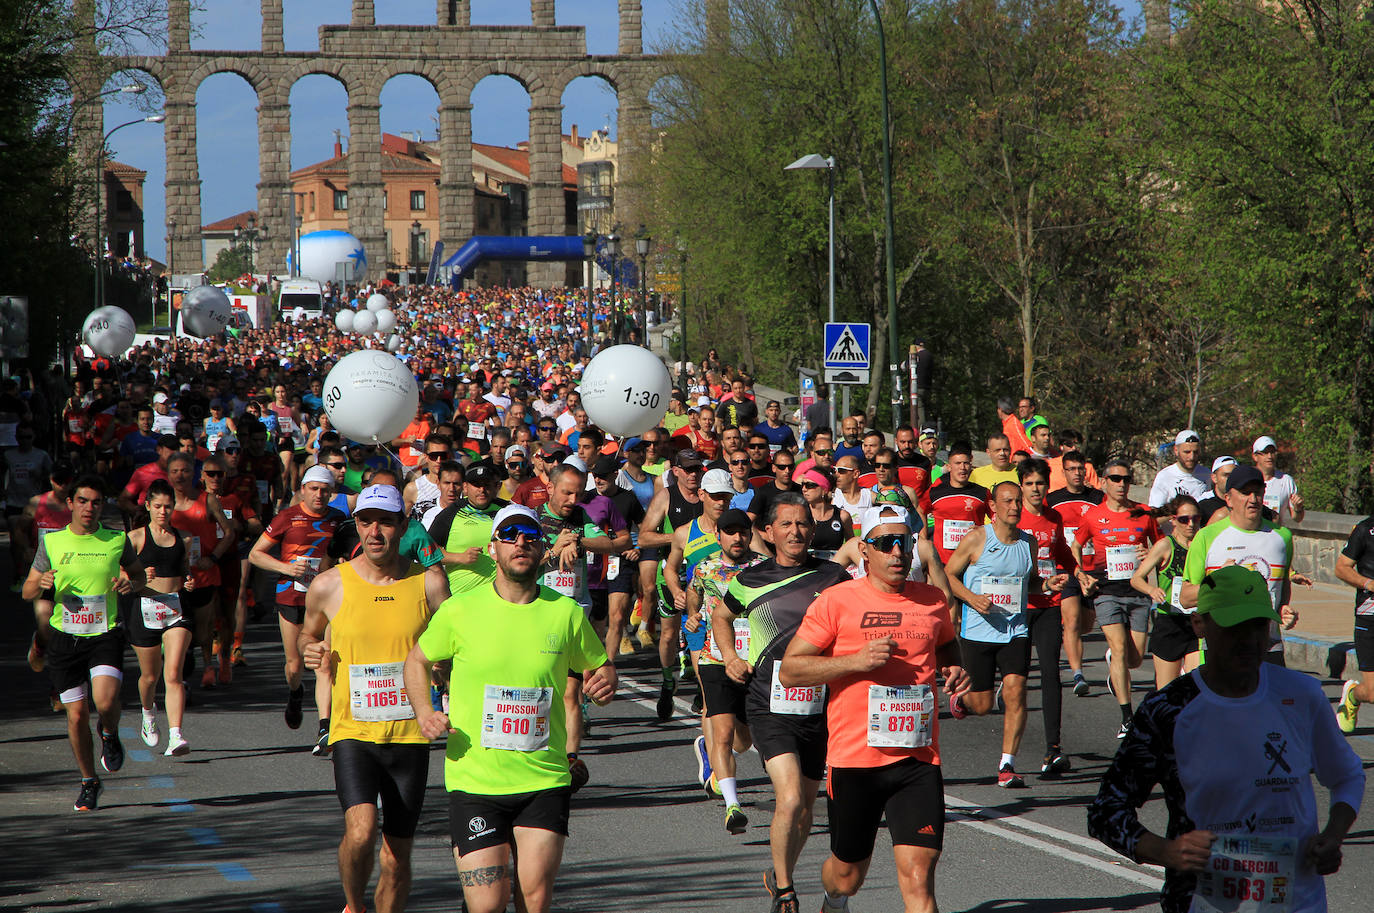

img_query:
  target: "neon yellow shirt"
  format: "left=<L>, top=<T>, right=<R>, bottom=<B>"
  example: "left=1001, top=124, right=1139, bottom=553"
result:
left=416, top=582, right=607, bottom=795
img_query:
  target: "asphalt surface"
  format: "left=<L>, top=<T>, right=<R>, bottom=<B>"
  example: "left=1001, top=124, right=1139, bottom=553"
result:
left=3, top=604, right=1374, bottom=913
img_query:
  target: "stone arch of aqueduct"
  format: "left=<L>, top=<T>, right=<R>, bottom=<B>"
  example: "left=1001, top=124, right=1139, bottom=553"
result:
left=78, top=0, right=682, bottom=286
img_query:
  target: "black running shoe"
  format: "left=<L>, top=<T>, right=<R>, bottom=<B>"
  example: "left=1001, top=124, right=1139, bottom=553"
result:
left=74, top=777, right=102, bottom=811
left=312, top=723, right=331, bottom=758
left=1040, top=747, right=1071, bottom=778
left=285, top=687, right=304, bottom=730
left=98, top=723, right=124, bottom=773
left=690, top=690, right=704, bottom=714
left=656, top=682, right=675, bottom=722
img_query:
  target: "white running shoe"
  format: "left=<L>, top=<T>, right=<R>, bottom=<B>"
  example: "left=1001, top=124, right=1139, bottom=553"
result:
left=164, top=733, right=190, bottom=756
left=140, top=713, right=159, bottom=747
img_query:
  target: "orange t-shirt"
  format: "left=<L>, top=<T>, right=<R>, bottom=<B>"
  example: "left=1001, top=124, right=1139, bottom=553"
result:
left=1002, top=413, right=1033, bottom=455
left=398, top=419, right=432, bottom=468
left=794, top=578, right=954, bottom=777
left=1047, top=455, right=1100, bottom=492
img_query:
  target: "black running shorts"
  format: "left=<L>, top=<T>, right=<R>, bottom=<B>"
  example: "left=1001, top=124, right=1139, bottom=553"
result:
left=277, top=602, right=306, bottom=626
left=448, top=786, right=571, bottom=856
left=332, top=739, right=430, bottom=838
left=959, top=636, right=1032, bottom=693
left=1149, top=612, right=1200, bottom=663
left=827, top=757, right=945, bottom=862
left=1356, top=623, right=1374, bottom=673
left=47, top=629, right=124, bottom=698
left=745, top=705, right=827, bottom=781
left=699, top=663, right=748, bottom=722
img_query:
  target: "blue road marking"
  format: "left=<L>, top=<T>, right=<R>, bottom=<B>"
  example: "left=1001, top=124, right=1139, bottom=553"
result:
left=128, top=749, right=153, bottom=762
left=146, top=776, right=175, bottom=788
left=216, top=863, right=255, bottom=882
left=187, top=827, right=221, bottom=846
left=164, top=797, right=195, bottom=812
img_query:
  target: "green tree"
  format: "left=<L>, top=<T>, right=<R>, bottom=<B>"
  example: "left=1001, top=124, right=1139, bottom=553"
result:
left=1139, top=0, right=1374, bottom=510
left=207, top=244, right=252, bottom=283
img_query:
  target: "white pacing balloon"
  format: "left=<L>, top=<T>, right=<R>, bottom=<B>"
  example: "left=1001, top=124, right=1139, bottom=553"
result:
left=181, top=285, right=232, bottom=338
left=386, top=334, right=402, bottom=352
left=366, top=293, right=389, bottom=312
left=323, top=350, right=419, bottom=444
left=375, top=308, right=396, bottom=333
left=82, top=305, right=136, bottom=356
left=352, top=309, right=378, bottom=335
left=334, top=309, right=356, bottom=333
left=579, top=344, right=673, bottom=437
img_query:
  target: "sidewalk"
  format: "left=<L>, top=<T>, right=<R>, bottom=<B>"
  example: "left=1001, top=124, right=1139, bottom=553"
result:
left=1284, top=581, right=1360, bottom=681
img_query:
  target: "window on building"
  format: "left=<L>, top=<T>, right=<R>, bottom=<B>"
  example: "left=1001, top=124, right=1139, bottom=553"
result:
left=309, top=191, right=315, bottom=214
left=116, top=189, right=133, bottom=213
left=333, top=189, right=348, bottom=211
left=384, top=230, right=392, bottom=264
left=383, top=189, right=388, bottom=211
left=410, top=190, right=426, bottom=211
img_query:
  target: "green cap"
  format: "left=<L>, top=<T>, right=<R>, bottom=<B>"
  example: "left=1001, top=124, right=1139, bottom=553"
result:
left=1195, top=565, right=1280, bottom=626
left=1026, top=414, right=1049, bottom=432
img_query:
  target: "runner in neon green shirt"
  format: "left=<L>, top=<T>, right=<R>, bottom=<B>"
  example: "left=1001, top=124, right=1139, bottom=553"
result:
left=404, top=503, right=615, bottom=913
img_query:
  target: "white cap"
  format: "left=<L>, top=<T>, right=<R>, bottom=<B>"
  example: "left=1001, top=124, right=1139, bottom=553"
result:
left=302, top=465, right=336, bottom=487
left=354, top=484, right=404, bottom=515
left=152, top=392, right=168, bottom=404
left=504, top=444, right=528, bottom=462
left=490, top=503, right=540, bottom=536
left=1252, top=435, right=1277, bottom=453
left=563, top=455, right=588, bottom=472
left=212, top=433, right=240, bottom=452
left=1211, top=455, right=1237, bottom=472
left=696, top=395, right=711, bottom=408
left=860, top=504, right=912, bottom=540
left=701, top=468, right=734, bottom=495
left=1174, top=429, right=1201, bottom=446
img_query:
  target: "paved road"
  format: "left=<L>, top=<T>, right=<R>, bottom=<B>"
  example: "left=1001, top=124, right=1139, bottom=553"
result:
left=3, top=614, right=1373, bottom=913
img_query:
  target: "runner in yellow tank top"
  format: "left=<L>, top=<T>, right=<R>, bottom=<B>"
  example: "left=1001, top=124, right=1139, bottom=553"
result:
left=300, top=484, right=450, bottom=913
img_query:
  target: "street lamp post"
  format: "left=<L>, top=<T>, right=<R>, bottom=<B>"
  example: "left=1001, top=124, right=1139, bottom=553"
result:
left=582, top=230, right=597, bottom=354
left=606, top=230, right=621, bottom=345
left=410, top=219, right=422, bottom=280
left=785, top=152, right=837, bottom=427
left=866, top=0, right=900, bottom=429
left=677, top=239, right=688, bottom=395
left=166, top=218, right=175, bottom=328
left=95, top=113, right=165, bottom=309
left=635, top=227, right=650, bottom=349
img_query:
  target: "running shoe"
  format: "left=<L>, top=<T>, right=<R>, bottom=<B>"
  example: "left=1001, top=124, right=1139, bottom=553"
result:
left=231, top=645, right=248, bottom=667
left=1116, top=719, right=1132, bottom=740
left=98, top=723, right=124, bottom=773
left=140, top=712, right=159, bottom=747
left=694, top=735, right=712, bottom=787
left=619, top=634, right=636, bottom=656
left=1040, top=747, right=1071, bottom=778
left=217, top=657, right=232, bottom=686
left=948, top=693, right=967, bottom=720
left=725, top=803, right=748, bottom=834
left=691, top=691, right=704, bottom=714
left=569, top=756, right=590, bottom=792
left=636, top=626, right=655, bottom=649
left=313, top=722, right=331, bottom=758
left=27, top=634, right=45, bottom=672
left=285, top=687, right=304, bottom=729
left=631, top=597, right=645, bottom=625
left=1336, top=680, right=1360, bottom=734
left=165, top=733, right=190, bottom=756
left=997, top=763, right=1026, bottom=788
left=765, top=871, right=799, bottom=913
left=820, top=893, right=850, bottom=913
left=1072, top=672, right=1089, bottom=696
left=74, top=777, right=103, bottom=811
left=656, top=681, right=675, bottom=722
left=704, top=774, right=720, bottom=798
left=1104, top=649, right=1115, bottom=699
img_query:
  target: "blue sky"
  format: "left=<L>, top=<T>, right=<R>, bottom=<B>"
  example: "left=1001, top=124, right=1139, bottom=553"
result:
left=102, top=0, right=1141, bottom=263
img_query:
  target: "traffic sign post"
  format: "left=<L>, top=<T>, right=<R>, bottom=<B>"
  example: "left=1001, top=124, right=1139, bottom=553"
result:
left=824, top=322, right=871, bottom=426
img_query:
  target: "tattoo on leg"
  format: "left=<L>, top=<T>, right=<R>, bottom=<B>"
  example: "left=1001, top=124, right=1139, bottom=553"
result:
left=459, top=865, right=508, bottom=886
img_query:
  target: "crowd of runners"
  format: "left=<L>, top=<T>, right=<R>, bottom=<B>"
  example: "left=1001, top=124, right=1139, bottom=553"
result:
left=1, top=283, right=1366, bottom=913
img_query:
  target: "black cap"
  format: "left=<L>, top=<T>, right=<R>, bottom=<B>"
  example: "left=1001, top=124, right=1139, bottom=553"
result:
left=591, top=454, right=620, bottom=478
left=465, top=458, right=506, bottom=485
left=156, top=434, right=180, bottom=450
left=539, top=442, right=568, bottom=459
left=1226, top=465, right=1265, bottom=493
left=718, top=508, right=753, bottom=532
left=676, top=449, right=704, bottom=468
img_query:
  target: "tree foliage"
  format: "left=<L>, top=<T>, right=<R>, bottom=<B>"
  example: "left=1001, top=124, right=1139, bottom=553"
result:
left=207, top=244, right=253, bottom=283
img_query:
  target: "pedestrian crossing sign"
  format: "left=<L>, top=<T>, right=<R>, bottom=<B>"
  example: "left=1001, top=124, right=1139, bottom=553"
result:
left=824, top=322, right=871, bottom=370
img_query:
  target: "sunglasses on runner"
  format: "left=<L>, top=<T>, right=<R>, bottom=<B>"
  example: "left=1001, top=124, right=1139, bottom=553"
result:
left=835, top=467, right=855, bottom=474
left=1105, top=474, right=1131, bottom=484
left=774, top=462, right=794, bottom=471
left=1173, top=514, right=1200, bottom=524
left=202, top=470, right=224, bottom=478
left=874, top=461, right=896, bottom=469
left=222, top=447, right=241, bottom=454
left=747, top=443, right=768, bottom=449
left=864, top=533, right=913, bottom=554
left=493, top=523, right=544, bottom=545
left=325, top=462, right=346, bottom=469
left=729, top=458, right=748, bottom=466
left=812, top=448, right=833, bottom=456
